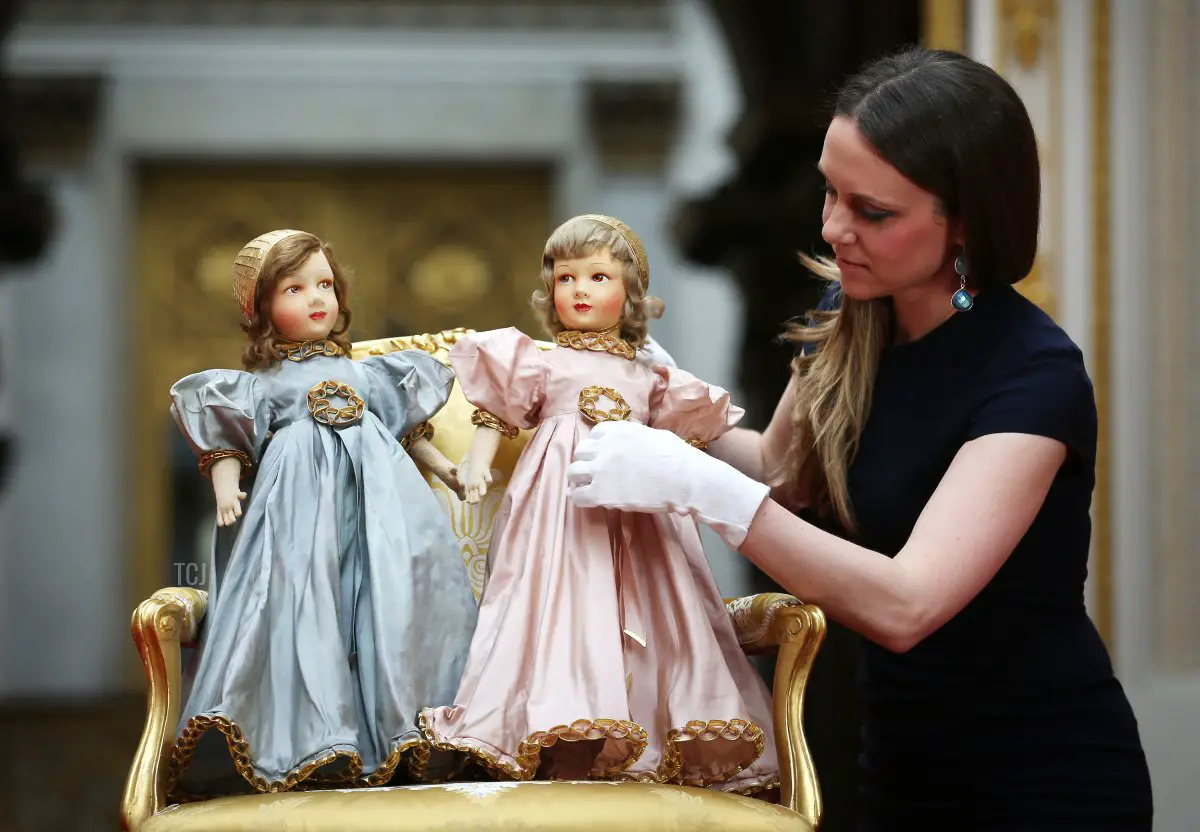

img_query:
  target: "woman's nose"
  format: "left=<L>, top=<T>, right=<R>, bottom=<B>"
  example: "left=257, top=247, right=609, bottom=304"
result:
left=821, top=204, right=854, bottom=247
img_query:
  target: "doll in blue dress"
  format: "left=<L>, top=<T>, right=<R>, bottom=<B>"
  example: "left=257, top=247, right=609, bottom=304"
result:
left=166, top=229, right=478, bottom=798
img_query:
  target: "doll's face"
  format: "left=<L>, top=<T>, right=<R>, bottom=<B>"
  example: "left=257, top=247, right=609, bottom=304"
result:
left=553, top=248, right=627, bottom=332
left=269, top=250, right=339, bottom=341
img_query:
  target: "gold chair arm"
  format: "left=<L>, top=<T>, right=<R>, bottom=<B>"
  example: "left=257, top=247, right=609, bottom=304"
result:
left=724, top=593, right=826, bottom=829
left=120, top=588, right=209, bottom=831
left=771, top=604, right=826, bottom=829
left=725, top=592, right=805, bottom=654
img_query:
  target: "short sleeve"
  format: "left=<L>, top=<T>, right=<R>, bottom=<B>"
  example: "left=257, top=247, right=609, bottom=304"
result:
left=965, top=346, right=1097, bottom=469
left=648, top=366, right=745, bottom=447
left=169, top=369, right=272, bottom=473
left=360, top=349, right=456, bottom=440
left=448, top=327, right=547, bottom=431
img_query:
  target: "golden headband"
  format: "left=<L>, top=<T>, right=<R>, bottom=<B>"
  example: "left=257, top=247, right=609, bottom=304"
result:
left=579, top=214, right=649, bottom=291
left=231, top=228, right=304, bottom=320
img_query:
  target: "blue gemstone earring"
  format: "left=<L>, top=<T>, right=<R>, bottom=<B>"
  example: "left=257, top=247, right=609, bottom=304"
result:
left=951, top=253, right=974, bottom=311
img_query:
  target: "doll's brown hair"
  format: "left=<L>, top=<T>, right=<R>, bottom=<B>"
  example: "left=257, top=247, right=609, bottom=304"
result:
left=531, top=215, right=664, bottom=347
left=241, top=232, right=353, bottom=370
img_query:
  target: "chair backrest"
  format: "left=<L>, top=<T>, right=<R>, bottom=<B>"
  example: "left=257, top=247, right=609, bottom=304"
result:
left=350, top=328, right=551, bottom=601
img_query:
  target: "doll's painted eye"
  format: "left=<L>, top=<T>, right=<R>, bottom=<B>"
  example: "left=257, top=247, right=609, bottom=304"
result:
left=557, top=274, right=573, bottom=284
left=319, top=279, right=334, bottom=289
left=591, top=273, right=611, bottom=283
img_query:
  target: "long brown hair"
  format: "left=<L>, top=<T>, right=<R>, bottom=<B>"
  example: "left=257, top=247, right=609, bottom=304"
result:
left=777, top=48, right=1041, bottom=532
left=240, top=232, right=353, bottom=370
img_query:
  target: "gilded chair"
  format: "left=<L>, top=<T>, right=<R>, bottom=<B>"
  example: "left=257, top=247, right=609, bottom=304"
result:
left=121, top=329, right=828, bottom=832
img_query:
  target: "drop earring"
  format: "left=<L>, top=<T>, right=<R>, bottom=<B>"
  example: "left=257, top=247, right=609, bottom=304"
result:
left=951, top=252, right=974, bottom=311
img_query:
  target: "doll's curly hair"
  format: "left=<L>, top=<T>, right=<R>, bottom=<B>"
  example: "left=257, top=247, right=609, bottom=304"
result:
left=531, top=215, right=663, bottom=347
left=240, top=232, right=353, bottom=370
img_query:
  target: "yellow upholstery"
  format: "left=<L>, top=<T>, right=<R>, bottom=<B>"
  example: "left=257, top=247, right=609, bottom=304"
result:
left=121, top=329, right=827, bottom=832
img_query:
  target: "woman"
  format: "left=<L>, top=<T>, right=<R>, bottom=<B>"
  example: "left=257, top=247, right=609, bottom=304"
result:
left=564, top=48, right=1153, bottom=830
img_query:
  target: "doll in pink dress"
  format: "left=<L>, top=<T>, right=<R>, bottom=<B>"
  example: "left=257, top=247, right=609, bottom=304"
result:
left=420, top=214, right=778, bottom=793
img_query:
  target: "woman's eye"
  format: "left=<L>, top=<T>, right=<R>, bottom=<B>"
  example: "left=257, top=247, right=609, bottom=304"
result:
left=859, top=205, right=893, bottom=222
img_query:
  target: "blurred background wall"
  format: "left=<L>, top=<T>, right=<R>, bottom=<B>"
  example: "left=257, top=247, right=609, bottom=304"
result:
left=0, top=1, right=1195, bottom=830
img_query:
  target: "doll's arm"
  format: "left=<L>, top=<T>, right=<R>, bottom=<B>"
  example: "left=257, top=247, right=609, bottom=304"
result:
left=209, top=456, right=247, bottom=527
left=407, top=434, right=467, bottom=501
left=460, top=423, right=504, bottom=504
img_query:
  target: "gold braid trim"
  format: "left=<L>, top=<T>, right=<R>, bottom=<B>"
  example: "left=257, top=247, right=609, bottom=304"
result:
left=419, top=710, right=648, bottom=782
left=555, top=326, right=636, bottom=361
left=166, top=713, right=434, bottom=800
left=606, top=718, right=767, bottom=789
left=419, top=711, right=768, bottom=790
left=274, top=338, right=345, bottom=362
left=471, top=408, right=519, bottom=439
left=400, top=421, right=435, bottom=449
left=197, top=449, right=252, bottom=479
left=684, top=438, right=709, bottom=451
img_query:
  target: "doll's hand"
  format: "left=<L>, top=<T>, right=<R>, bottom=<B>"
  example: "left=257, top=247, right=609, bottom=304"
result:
left=461, top=459, right=494, bottom=505
left=210, top=455, right=246, bottom=526
left=566, top=420, right=769, bottom=549
left=213, top=480, right=247, bottom=526
left=436, top=463, right=467, bottom=502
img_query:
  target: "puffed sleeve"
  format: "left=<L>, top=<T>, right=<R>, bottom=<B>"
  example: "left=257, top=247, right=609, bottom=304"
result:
left=448, top=327, right=547, bottom=437
left=648, top=366, right=745, bottom=450
left=359, top=349, right=456, bottom=441
left=169, top=369, right=272, bottom=477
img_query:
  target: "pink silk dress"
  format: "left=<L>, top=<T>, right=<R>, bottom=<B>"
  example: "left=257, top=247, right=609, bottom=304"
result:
left=420, top=327, right=778, bottom=793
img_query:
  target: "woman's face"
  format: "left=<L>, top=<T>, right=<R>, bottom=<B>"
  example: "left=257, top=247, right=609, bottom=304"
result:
left=553, top=248, right=627, bottom=331
left=269, top=250, right=339, bottom=341
left=818, top=115, right=961, bottom=301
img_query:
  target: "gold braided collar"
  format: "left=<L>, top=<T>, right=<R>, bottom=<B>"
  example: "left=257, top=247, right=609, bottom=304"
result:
left=555, top=326, right=636, bottom=361
left=275, top=339, right=345, bottom=362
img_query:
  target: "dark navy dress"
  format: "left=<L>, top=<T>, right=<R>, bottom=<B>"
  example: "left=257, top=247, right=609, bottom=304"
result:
left=801, top=284, right=1153, bottom=830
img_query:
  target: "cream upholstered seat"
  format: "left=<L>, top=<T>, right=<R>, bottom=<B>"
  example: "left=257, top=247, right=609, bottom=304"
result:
left=121, top=329, right=827, bottom=832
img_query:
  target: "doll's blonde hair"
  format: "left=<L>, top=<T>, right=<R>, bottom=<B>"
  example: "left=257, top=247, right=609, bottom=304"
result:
left=531, top=215, right=664, bottom=347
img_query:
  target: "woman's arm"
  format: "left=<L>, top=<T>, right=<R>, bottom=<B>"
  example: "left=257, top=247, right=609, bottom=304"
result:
left=708, top=375, right=798, bottom=487
left=738, top=432, right=1066, bottom=652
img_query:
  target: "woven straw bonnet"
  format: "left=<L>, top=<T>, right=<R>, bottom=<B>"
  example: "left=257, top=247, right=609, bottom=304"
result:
left=231, top=229, right=304, bottom=320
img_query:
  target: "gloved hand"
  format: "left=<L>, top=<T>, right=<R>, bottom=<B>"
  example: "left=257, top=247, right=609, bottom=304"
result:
left=636, top=335, right=679, bottom=370
left=566, top=420, right=770, bottom=549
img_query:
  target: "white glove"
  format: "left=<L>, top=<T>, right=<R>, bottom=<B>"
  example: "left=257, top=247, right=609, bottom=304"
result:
left=566, top=420, right=770, bottom=549
left=636, top=335, right=678, bottom=370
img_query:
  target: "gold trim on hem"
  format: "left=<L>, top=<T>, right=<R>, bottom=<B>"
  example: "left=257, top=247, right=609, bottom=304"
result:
left=419, top=711, right=770, bottom=791
left=166, top=712, right=434, bottom=800
left=419, top=710, right=649, bottom=782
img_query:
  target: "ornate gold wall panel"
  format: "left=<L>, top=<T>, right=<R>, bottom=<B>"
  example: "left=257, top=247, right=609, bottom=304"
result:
left=922, top=0, right=967, bottom=52
left=131, top=164, right=552, bottom=638
left=1089, top=0, right=1113, bottom=649
left=1148, top=0, right=1199, bottom=672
